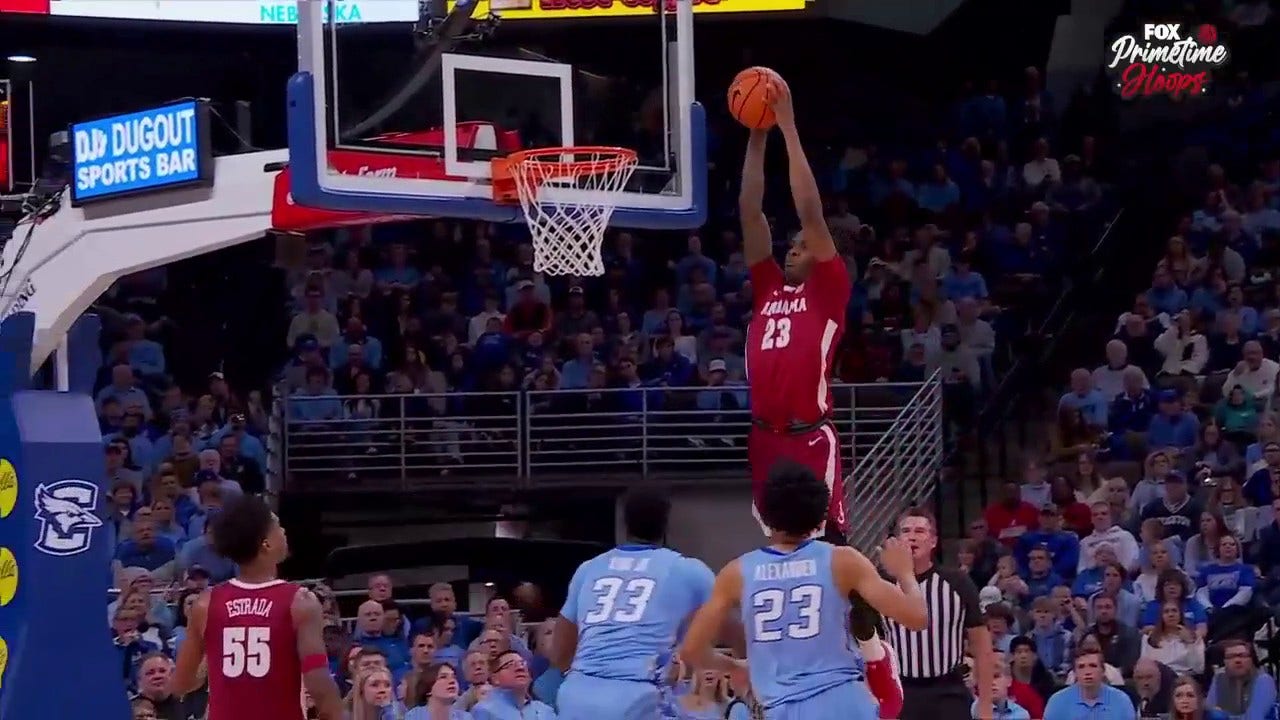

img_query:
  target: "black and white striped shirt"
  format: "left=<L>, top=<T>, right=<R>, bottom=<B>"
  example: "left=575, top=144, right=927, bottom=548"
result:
left=882, top=565, right=983, bottom=679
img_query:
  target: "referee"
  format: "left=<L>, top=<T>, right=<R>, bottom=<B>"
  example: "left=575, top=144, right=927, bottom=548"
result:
left=883, top=508, right=995, bottom=720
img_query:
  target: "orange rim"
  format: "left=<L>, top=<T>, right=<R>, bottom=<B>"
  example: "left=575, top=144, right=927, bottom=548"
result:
left=506, top=146, right=638, bottom=178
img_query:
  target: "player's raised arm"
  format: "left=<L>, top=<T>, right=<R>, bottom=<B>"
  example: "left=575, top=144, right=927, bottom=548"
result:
left=172, top=589, right=210, bottom=696
left=678, top=560, right=748, bottom=678
left=293, top=588, right=344, bottom=720
left=770, top=78, right=836, bottom=262
left=833, top=539, right=927, bottom=630
left=740, top=128, right=772, bottom=267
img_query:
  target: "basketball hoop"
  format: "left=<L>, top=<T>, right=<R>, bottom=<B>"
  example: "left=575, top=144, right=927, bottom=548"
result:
left=494, top=146, right=639, bottom=277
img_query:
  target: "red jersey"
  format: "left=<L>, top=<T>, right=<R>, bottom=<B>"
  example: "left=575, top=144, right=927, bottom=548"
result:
left=746, top=255, right=851, bottom=426
left=983, top=502, right=1041, bottom=548
left=205, top=579, right=304, bottom=720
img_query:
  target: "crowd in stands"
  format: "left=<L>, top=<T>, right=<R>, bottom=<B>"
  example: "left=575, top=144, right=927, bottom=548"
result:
left=967, top=56, right=1280, bottom=720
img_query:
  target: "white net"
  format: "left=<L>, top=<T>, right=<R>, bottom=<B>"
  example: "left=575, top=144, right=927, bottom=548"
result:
left=508, top=147, right=639, bottom=277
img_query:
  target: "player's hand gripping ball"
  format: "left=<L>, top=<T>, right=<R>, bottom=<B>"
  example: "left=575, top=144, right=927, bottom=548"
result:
left=728, top=66, right=782, bottom=130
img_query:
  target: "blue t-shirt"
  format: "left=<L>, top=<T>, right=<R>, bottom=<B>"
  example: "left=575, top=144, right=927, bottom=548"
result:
left=1043, top=684, right=1135, bottom=720
left=740, top=540, right=860, bottom=709
left=114, top=537, right=176, bottom=572
left=561, top=544, right=714, bottom=683
left=1197, top=561, right=1257, bottom=608
left=1139, top=597, right=1208, bottom=627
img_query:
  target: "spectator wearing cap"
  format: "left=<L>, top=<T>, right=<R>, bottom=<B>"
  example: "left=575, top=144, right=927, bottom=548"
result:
left=118, top=313, right=166, bottom=380
left=98, top=363, right=154, bottom=420
left=1222, top=340, right=1279, bottom=405
left=1244, top=442, right=1280, bottom=506
left=505, top=280, right=552, bottom=341
left=1015, top=505, right=1079, bottom=579
left=206, top=412, right=266, bottom=471
left=1138, top=470, right=1201, bottom=542
left=1146, top=388, right=1200, bottom=453
left=555, top=285, right=600, bottom=340
left=287, top=285, right=341, bottom=350
left=283, top=334, right=327, bottom=392
left=177, top=510, right=236, bottom=582
left=696, top=359, right=747, bottom=413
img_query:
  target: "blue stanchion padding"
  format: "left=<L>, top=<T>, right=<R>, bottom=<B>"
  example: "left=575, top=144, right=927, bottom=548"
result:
left=0, top=312, right=130, bottom=720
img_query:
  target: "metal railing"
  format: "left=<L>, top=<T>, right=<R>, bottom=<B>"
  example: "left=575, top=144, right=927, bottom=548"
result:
left=845, top=374, right=944, bottom=552
left=280, top=378, right=941, bottom=491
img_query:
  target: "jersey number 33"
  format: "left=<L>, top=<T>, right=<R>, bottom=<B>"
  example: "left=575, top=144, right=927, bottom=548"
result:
left=584, top=577, right=656, bottom=624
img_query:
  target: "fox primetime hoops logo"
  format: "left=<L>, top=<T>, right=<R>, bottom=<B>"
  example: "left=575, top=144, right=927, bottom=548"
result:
left=1106, top=22, right=1229, bottom=100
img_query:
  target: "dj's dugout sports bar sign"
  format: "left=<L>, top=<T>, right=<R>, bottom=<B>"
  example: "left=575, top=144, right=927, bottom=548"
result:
left=0, top=0, right=810, bottom=24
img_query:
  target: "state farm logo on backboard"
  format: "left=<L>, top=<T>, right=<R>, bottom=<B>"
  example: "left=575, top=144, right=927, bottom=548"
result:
left=1106, top=22, right=1229, bottom=100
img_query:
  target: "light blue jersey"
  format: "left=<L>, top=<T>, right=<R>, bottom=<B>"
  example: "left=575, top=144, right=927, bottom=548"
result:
left=558, top=544, right=715, bottom=720
left=740, top=540, right=875, bottom=720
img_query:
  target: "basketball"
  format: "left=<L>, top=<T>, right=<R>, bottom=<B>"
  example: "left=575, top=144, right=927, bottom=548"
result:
left=728, top=67, right=779, bottom=130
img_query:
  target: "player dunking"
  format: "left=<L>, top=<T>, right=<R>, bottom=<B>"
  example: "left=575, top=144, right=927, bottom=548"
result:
left=172, top=497, right=343, bottom=720
left=678, top=461, right=926, bottom=720
left=741, top=75, right=849, bottom=543
left=740, top=74, right=903, bottom=715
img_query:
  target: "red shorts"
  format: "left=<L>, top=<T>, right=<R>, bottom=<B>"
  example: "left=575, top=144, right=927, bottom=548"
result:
left=748, top=422, right=847, bottom=536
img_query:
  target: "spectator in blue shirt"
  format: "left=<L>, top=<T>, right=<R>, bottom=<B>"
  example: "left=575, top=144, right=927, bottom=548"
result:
left=696, top=360, right=747, bottom=412
left=1025, top=598, right=1071, bottom=678
left=641, top=336, right=694, bottom=387
left=289, top=367, right=343, bottom=423
left=354, top=600, right=411, bottom=680
left=1146, top=267, right=1189, bottom=316
left=1059, top=368, right=1108, bottom=429
left=941, top=252, right=989, bottom=303
left=1205, top=638, right=1278, bottom=720
left=1043, top=651, right=1135, bottom=720
left=560, top=334, right=598, bottom=390
left=97, top=363, right=153, bottom=420
left=110, top=605, right=160, bottom=688
left=1107, top=369, right=1155, bottom=438
left=917, top=163, right=961, bottom=214
left=1140, top=568, right=1209, bottom=638
left=120, top=314, right=166, bottom=380
left=472, top=651, right=556, bottom=720
left=1015, top=505, right=1079, bottom=579
left=1146, top=389, right=1200, bottom=452
left=113, top=516, right=176, bottom=579
left=674, top=234, right=717, bottom=286
left=1245, top=441, right=1280, bottom=506
left=1196, top=534, right=1257, bottom=613
left=975, top=659, right=1030, bottom=720
left=176, top=513, right=237, bottom=582
left=1018, top=543, right=1064, bottom=607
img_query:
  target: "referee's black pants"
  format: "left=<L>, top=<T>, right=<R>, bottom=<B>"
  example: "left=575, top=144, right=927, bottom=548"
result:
left=898, top=676, right=971, bottom=720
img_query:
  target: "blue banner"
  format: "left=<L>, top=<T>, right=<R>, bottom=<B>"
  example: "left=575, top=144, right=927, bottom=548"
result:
left=70, top=100, right=214, bottom=206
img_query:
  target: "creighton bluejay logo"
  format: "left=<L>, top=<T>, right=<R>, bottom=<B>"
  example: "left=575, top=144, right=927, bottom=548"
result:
left=33, top=479, right=102, bottom=556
